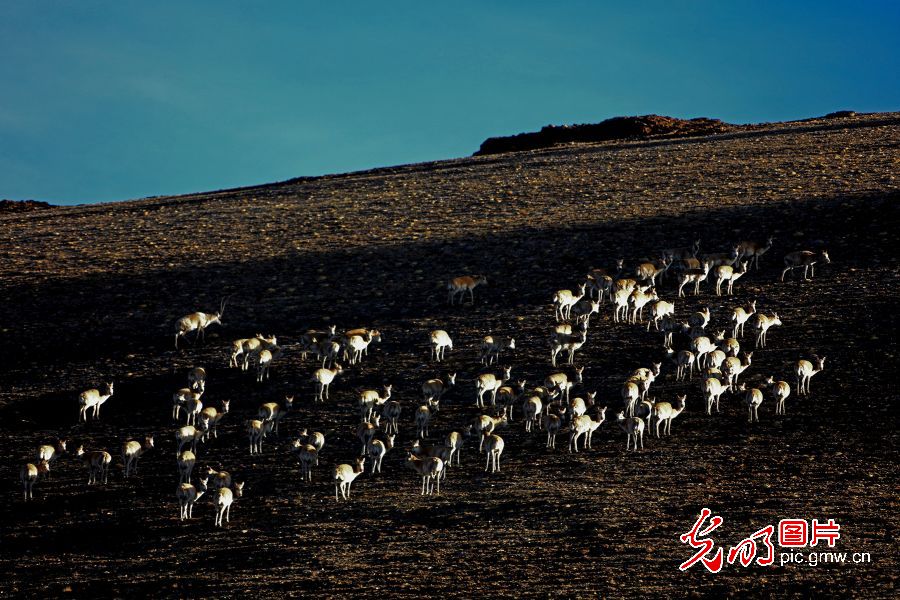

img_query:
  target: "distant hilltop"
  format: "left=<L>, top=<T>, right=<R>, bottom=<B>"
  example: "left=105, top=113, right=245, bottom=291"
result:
left=0, top=199, right=55, bottom=213
left=474, top=111, right=858, bottom=156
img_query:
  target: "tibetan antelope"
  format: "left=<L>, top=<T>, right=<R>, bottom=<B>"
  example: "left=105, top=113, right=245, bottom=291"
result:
left=258, top=396, right=293, bottom=435
left=522, top=395, right=543, bottom=433
left=357, top=416, right=382, bottom=455
left=381, top=400, right=402, bottom=435
left=480, top=336, right=515, bottom=366
left=475, top=366, right=512, bottom=408
left=448, top=274, right=487, bottom=305
left=230, top=334, right=260, bottom=368
left=765, top=377, right=791, bottom=415
left=482, top=433, right=505, bottom=473
left=122, top=435, right=154, bottom=478
left=334, top=457, right=366, bottom=500
left=567, top=391, right=597, bottom=422
left=297, top=428, right=325, bottom=454
left=470, top=414, right=509, bottom=451
left=446, top=431, right=464, bottom=466
left=701, top=375, right=730, bottom=415
left=206, top=466, right=232, bottom=490
left=621, top=381, right=640, bottom=417
left=422, top=375, right=455, bottom=406
left=674, top=349, right=695, bottom=381
left=663, top=239, right=701, bottom=262
left=612, top=287, right=632, bottom=322
left=295, top=443, right=319, bottom=481
left=795, top=355, right=826, bottom=396
left=247, top=419, right=274, bottom=454
left=570, top=298, right=601, bottom=326
left=569, top=407, right=607, bottom=452
left=410, top=441, right=452, bottom=479
left=21, top=461, right=50, bottom=500
left=722, top=352, right=753, bottom=388
left=691, top=336, right=716, bottom=370
left=677, top=261, right=711, bottom=297
left=172, top=388, right=201, bottom=422
left=651, top=394, right=687, bottom=437
left=175, top=297, right=227, bottom=349
left=701, top=245, right=741, bottom=268
left=551, top=329, right=587, bottom=367
left=188, top=367, right=207, bottom=392
left=688, top=307, right=712, bottom=329
left=367, top=434, right=395, bottom=474
left=648, top=300, right=675, bottom=331
left=782, top=249, right=830, bottom=282
left=255, top=346, right=283, bottom=383
left=543, top=411, right=562, bottom=449
left=635, top=256, right=672, bottom=287
left=76, top=446, right=112, bottom=485
left=414, top=405, right=431, bottom=439
left=78, top=382, right=114, bottom=422
left=497, top=379, right=526, bottom=420
left=629, top=287, right=659, bottom=324
left=214, top=482, right=244, bottom=527
left=311, top=364, right=343, bottom=402
left=430, top=330, right=453, bottom=362
left=544, top=367, right=583, bottom=402
left=554, top=283, right=587, bottom=322
left=299, top=327, right=336, bottom=360
left=738, top=236, right=774, bottom=270
left=741, top=384, right=763, bottom=423
left=199, top=399, right=230, bottom=441
left=713, top=260, right=749, bottom=296
left=586, top=259, right=623, bottom=302
left=754, top=313, right=782, bottom=348
left=177, top=450, right=196, bottom=484
left=346, top=331, right=381, bottom=365
left=731, top=300, right=757, bottom=338
left=176, top=425, right=205, bottom=456
left=616, top=413, right=645, bottom=451
left=405, top=452, right=444, bottom=494
left=183, top=391, right=203, bottom=426
left=360, top=385, right=393, bottom=422
left=36, top=439, right=67, bottom=475
left=177, top=477, right=208, bottom=520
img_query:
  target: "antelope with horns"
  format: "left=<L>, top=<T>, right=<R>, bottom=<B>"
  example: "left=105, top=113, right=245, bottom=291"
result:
left=21, top=461, right=50, bottom=500
left=214, top=482, right=244, bottom=527
left=795, top=355, right=826, bottom=396
left=76, top=445, right=112, bottom=485
left=731, top=300, right=757, bottom=338
left=406, top=452, right=444, bottom=494
left=480, top=336, right=515, bottom=366
left=475, top=366, right=512, bottom=408
left=616, top=413, right=645, bottom=451
left=765, top=376, right=791, bottom=415
left=367, top=434, right=395, bottom=475
left=651, top=394, right=686, bottom=437
left=782, top=249, right=830, bottom=282
left=448, top=274, right=487, bottom=305
left=713, top=260, right=749, bottom=296
left=754, top=313, right=782, bottom=349
left=430, top=330, right=453, bottom=362
left=569, top=406, right=607, bottom=452
left=738, top=236, right=774, bottom=270
left=677, top=261, right=711, bottom=297
left=360, top=385, right=393, bottom=422
left=311, top=364, right=343, bottom=402
left=554, top=283, right=587, bottom=322
left=177, top=477, right=207, bottom=520
left=334, top=457, right=366, bottom=501
left=258, top=396, right=293, bottom=435
left=122, top=435, right=154, bottom=478
left=78, top=382, right=114, bottom=422
left=175, top=297, right=228, bottom=349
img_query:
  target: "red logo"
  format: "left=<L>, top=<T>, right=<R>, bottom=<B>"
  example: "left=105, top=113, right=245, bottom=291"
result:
left=679, top=508, right=724, bottom=573
left=778, top=519, right=809, bottom=547
left=811, top=519, right=841, bottom=547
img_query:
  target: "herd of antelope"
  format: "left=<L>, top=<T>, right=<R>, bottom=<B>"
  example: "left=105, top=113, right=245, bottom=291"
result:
left=18, top=238, right=831, bottom=526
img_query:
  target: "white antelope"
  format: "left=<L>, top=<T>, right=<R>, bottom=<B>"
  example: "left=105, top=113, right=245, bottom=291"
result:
left=713, top=260, right=749, bottom=296
left=569, top=407, right=607, bottom=452
left=172, top=388, right=201, bottom=422
left=480, top=336, right=515, bottom=365
left=311, top=364, right=343, bottom=402
left=482, top=433, right=505, bottom=473
left=247, top=419, right=274, bottom=454
left=214, top=482, right=244, bottom=527
left=230, top=334, right=261, bottom=368
left=448, top=274, right=487, bottom=305
left=754, top=313, right=782, bottom=349
left=422, top=375, right=455, bottom=406
left=346, top=330, right=381, bottom=365
left=795, top=355, right=826, bottom=396
left=21, top=461, right=50, bottom=500
left=722, top=352, right=753, bottom=388
left=177, top=477, right=208, bottom=520
left=616, top=413, right=645, bottom=451
left=446, top=431, right=464, bottom=466
left=183, top=392, right=203, bottom=426
left=76, top=446, right=112, bottom=485
left=741, top=385, right=763, bottom=423
left=78, top=382, right=114, bottom=422
left=522, top=396, right=543, bottom=433
left=766, top=377, right=791, bottom=415
left=36, top=439, right=67, bottom=475
left=544, top=367, right=583, bottom=402
left=175, top=297, right=227, bottom=349
left=122, top=435, right=154, bottom=478
left=677, top=261, right=711, bottom=297
left=731, top=300, right=757, bottom=338
left=554, top=283, right=587, bottom=322
left=567, top=391, right=596, bottom=421
left=255, top=347, right=280, bottom=383
left=199, top=399, right=230, bottom=441
left=701, top=376, right=731, bottom=415
left=470, top=414, right=509, bottom=451
left=333, top=457, right=366, bottom=500
left=648, top=300, right=675, bottom=331
left=187, top=367, right=207, bottom=392
left=629, top=287, right=659, bottom=324
left=430, top=330, right=453, bottom=362
left=475, top=366, right=512, bottom=408
left=782, top=249, right=830, bottom=282
left=258, top=395, right=293, bottom=434
left=405, top=453, right=444, bottom=494
left=550, top=330, right=587, bottom=367
left=367, top=434, right=395, bottom=474
left=691, top=336, right=716, bottom=370
left=177, top=450, right=196, bottom=484
left=360, top=385, right=393, bottom=422
left=651, top=394, right=687, bottom=437
left=621, top=381, right=640, bottom=417
left=612, top=287, right=632, bottom=322
left=738, top=236, right=774, bottom=270
left=410, top=441, right=452, bottom=479
left=176, top=425, right=205, bottom=456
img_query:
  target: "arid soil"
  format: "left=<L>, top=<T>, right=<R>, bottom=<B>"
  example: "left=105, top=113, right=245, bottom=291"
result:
left=0, top=113, right=898, bottom=598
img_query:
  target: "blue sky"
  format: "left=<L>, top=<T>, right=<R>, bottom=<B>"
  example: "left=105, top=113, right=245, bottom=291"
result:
left=1, top=1, right=898, bottom=205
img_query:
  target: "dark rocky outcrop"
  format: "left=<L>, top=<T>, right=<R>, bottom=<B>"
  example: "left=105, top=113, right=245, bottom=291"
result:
left=0, top=199, right=54, bottom=213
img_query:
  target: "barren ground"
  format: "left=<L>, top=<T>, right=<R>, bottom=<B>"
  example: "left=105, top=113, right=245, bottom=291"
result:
left=0, top=113, right=898, bottom=598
